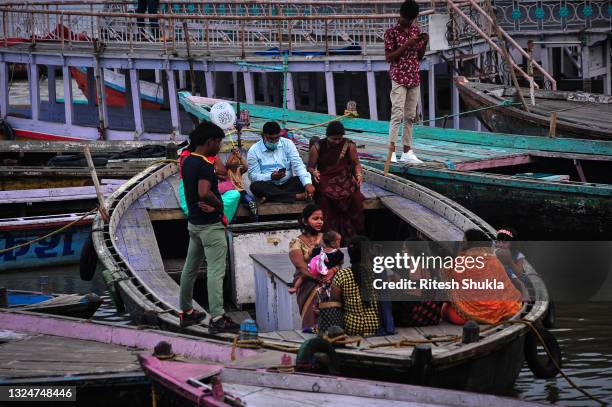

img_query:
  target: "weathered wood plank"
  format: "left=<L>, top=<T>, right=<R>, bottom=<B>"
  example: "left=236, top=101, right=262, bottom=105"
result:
left=146, top=179, right=177, bottom=209
left=379, top=195, right=464, bottom=242
left=276, top=330, right=306, bottom=343
left=0, top=140, right=171, bottom=154
left=0, top=185, right=118, bottom=204
left=0, top=335, right=140, bottom=379
left=115, top=203, right=198, bottom=311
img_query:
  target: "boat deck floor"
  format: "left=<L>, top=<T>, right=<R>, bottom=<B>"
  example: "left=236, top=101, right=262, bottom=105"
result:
left=183, top=95, right=593, bottom=170
left=528, top=99, right=612, bottom=128
left=0, top=331, right=142, bottom=381
left=223, top=383, right=424, bottom=407
left=9, top=97, right=544, bottom=170
left=254, top=323, right=465, bottom=358
left=468, top=82, right=612, bottom=130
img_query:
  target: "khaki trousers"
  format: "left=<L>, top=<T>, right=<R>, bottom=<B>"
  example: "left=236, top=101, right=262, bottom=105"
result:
left=179, top=222, right=227, bottom=318
left=389, top=80, right=420, bottom=148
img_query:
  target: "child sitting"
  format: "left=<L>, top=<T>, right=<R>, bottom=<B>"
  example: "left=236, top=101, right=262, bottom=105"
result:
left=224, top=147, right=258, bottom=222
left=289, top=230, right=344, bottom=294
left=495, top=227, right=526, bottom=286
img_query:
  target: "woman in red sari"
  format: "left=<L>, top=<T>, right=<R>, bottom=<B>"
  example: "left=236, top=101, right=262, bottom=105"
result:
left=308, top=122, right=365, bottom=243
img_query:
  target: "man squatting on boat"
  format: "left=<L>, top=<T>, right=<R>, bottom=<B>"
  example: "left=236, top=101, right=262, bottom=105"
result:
left=385, top=0, right=428, bottom=164
left=178, top=121, right=240, bottom=332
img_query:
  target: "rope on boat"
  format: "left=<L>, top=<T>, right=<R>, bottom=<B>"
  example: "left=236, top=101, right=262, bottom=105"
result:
left=230, top=336, right=300, bottom=360
left=368, top=318, right=604, bottom=405
left=229, top=333, right=362, bottom=361
left=231, top=111, right=355, bottom=136
left=0, top=160, right=177, bottom=255
left=501, top=319, right=606, bottom=405
left=289, top=112, right=356, bottom=132
left=412, top=100, right=522, bottom=126
left=0, top=207, right=99, bottom=254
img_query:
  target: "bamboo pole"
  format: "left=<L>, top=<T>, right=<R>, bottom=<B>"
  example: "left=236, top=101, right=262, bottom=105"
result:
left=383, top=142, right=395, bottom=176
left=483, top=0, right=529, bottom=113
left=548, top=112, right=557, bottom=138
left=83, top=145, right=109, bottom=222
left=182, top=20, right=196, bottom=94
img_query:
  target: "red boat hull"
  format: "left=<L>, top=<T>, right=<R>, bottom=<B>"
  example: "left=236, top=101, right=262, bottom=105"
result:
left=70, top=67, right=162, bottom=110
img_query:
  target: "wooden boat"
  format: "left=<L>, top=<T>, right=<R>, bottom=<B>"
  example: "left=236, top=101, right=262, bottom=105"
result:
left=179, top=93, right=612, bottom=239
left=0, top=308, right=260, bottom=362
left=70, top=67, right=164, bottom=110
left=0, top=139, right=172, bottom=169
left=0, top=330, right=149, bottom=405
left=0, top=309, right=264, bottom=400
left=91, top=140, right=551, bottom=394
left=456, top=78, right=612, bottom=140
left=1, top=289, right=102, bottom=318
left=0, top=183, right=121, bottom=219
left=0, top=139, right=172, bottom=191
left=139, top=354, right=540, bottom=407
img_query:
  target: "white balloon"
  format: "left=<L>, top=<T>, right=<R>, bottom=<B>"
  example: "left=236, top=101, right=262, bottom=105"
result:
left=209, top=102, right=236, bottom=130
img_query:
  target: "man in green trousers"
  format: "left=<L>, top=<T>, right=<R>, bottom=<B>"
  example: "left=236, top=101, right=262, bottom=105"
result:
left=179, top=121, right=239, bottom=332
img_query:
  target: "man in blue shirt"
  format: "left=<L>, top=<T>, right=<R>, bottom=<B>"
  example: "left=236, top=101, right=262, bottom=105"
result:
left=247, top=121, right=315, bottom=203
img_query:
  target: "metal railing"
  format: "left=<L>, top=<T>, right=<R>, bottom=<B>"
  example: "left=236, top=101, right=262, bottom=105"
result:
left=493, top=0, right=611, bottom=32
left=0, top=6, right=437, bottom=56
left=447, top=0, right=557, bottom=90
left=1, top=0, right=609, bottom=32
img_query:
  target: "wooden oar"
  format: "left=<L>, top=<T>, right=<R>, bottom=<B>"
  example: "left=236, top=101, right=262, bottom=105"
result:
left=84, top=145, right=109, bottom=222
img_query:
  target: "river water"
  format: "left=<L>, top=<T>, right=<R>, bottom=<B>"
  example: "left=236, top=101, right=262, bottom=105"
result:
left=0, top=264, right=610, bottom=405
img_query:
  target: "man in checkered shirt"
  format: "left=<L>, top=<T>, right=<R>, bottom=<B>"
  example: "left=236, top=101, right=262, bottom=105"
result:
left=384, top=0, right=429, bottom=164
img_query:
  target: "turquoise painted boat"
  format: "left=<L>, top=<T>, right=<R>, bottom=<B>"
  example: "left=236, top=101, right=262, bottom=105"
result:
left=179, top=92, right=612, bottom=239
left=0, top=213, right=93, bottom=272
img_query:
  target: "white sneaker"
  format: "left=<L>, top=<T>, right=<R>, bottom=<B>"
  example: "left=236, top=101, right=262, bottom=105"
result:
left=400, top=150, right=423, bottom=164
left=390, top=152, right=398, bottom=163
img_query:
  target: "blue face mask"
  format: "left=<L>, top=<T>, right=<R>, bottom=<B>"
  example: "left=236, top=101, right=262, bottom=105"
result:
left=264, top=140, right=279, bottom=151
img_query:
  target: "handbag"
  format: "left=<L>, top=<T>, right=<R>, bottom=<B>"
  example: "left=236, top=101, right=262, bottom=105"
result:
left=316, top=286, right=344, bottom=334
left=318, top=301, right=344, bottom=334
left=218, top=179, right=236, bottom=194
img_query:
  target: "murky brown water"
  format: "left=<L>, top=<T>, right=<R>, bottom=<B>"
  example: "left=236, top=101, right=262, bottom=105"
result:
left=1, top=266, right=610, bottom=405
left=514, top=302, right=612, bottom=406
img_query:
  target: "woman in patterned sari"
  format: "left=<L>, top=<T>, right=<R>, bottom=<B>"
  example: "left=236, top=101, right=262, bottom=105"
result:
left=308, top=122, right=365, bottom=244
left=289, top=204, right=340, bottom=329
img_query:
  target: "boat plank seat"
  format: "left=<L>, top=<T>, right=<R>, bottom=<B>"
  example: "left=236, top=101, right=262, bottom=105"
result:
left=139, top=179, right=179, bottom=210
left=379, top=195, right=464, bottom=242
left=148, top=174, right=386, bottom=220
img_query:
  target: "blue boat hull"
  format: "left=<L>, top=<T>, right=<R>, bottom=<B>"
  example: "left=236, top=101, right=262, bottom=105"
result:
left=0, top=224, right=90, bottom=272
